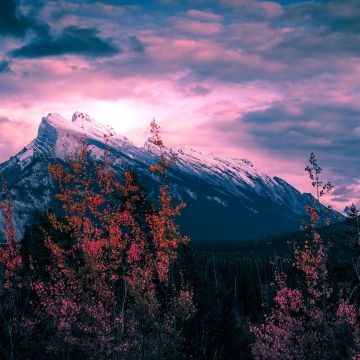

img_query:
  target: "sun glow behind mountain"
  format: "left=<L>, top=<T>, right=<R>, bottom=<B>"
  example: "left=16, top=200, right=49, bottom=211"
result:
left=78, top=100, right=151, bottom=140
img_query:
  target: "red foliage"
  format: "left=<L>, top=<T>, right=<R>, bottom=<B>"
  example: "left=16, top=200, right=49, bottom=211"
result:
left=251, top=206, right=360, bottom=359
left=0, top=184, right=29, bottom=359
left=27, top=121, right=195, bottom=358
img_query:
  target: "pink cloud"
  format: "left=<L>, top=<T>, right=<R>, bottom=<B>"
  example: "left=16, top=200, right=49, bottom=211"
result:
left=219, top=0, right=283, bottom=17
left=256, top=1, right=283, bottom=17
left=186, top=9, right=224, bottom=22
left=171, top=18, right=224, bottom=35
left=143, top=35, right=284, bottom=76
left=0, top=116, right=36, bottom=162
left=228, top=22, right=283, bottom=51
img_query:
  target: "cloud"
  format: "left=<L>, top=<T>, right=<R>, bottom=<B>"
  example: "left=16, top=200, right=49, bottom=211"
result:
left=283, top=0, right=360, bottom=34
left=187, top=85, right=212, bottom=96
left=219, top=0, right=283, bottom=18
left=0, top=59, right=11, bottom=73
left=171, top=18, right=224, bottom=35
left=177, top=84, right=212, bottom=97
left=0, top=0, right=32, bottom=37
left=186, top=9, right=223, bottom=22
left=212, top=101, right=360, bottom=182
left=332, top=185, right=352, bottom=198
left=11, top=26, right=119, bottom=58
left=39, top=0, right=134, bottom=22
left=0, top=115, right=34, bottom=161
left=128, top=36, right=145, bottom=53
left=0, top=116, right=11, bottom=124
left=0, top=0, right=48, bottom=38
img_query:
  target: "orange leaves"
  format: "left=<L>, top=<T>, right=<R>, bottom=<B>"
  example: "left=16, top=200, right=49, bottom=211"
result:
left=44, top=235, right=66, bottom=270
left=48, top=163, right=64, bottom=181
left=82, top=238, right=104, bottom=260
left=149, top=165, right=164, bottom=173
left=152, top=139, right=163, bottom=146
left=127, top=243, right=141, bottom=264
left=24, top=123, right=194, bottom=357
left=147, top=120, right=179, bottom=177
left=251, top=206, right=360, bottom=359
left=0, top=188, right=16, bottom=243
left=0, top=189, right=23, bottom=292
left=110, top=274, right=119, bottom=282
left=294, top=207, right=328, bottom=300
left=91, top=196, right=103, bottom=206
left=108, top=224, right=123, bottom=250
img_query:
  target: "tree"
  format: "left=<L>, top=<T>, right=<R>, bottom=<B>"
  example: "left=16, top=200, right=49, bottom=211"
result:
left=305, top=153, right=334, bottom=203
left=251, top=156, right=360, bottom=359
left=346, top=204, right=360, bottom=247
left=0, top=121, right=195, bottom=359
left=0, top=184, right=31, bottom=360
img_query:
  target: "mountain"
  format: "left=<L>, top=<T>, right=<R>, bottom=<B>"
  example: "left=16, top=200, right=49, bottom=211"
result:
left=0, top=112, right=342, bottom=243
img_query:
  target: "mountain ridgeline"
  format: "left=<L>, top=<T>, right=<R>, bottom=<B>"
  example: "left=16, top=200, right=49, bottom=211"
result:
left=0, top=112, right=341, bottom=243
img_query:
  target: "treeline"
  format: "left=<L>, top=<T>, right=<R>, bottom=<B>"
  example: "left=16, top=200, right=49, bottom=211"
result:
left=182, top=216, right=360, bottom=359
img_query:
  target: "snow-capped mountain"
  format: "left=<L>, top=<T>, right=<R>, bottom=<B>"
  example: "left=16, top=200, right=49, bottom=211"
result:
left=0, top=112, right=342, bottom=243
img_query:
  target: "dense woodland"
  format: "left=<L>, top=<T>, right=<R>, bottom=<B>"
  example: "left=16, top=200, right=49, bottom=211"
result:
left=1, top=123, right=360, bottom=359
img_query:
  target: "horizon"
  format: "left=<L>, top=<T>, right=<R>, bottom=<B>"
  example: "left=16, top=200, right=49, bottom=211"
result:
left=1, top=0, right=359, bottom=211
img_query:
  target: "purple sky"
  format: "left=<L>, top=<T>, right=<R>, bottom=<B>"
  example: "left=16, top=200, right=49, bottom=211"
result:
left=0, top=0, right=359, bottom=210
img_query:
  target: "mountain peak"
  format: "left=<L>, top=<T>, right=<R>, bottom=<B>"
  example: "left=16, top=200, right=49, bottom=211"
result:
left=39, top=112, right=114, bottom=139
left=37, top=113, right=69, bottom=145
left=37, top=112, right=135, bottom=156
left=71, top=111, right=95, bottom=124
left=42, top=112, right=71, bottom=129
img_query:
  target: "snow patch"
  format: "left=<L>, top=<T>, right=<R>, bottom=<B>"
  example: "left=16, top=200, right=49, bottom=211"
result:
left=18, top=147, right=34, bottom=162
left=206, top=195, right=228, bottom=207
left=184, top=188, right=197, bottom=200
left=17, top=147, right=34, bottom=169
left=247, top=207, right=259, bottom=214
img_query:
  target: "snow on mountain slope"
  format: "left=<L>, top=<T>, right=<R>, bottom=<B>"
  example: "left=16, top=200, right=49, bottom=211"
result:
left=0, top=112, right=342, bottom=242
left=164, top=145, right=321, bottom=216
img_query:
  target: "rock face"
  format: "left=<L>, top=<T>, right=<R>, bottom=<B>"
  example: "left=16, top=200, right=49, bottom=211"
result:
left=0, top=112, right=342, bottom=243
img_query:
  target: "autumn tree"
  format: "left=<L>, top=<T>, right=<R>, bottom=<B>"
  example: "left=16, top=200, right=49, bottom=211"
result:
left=251, top=154, right=360, bottom=359
left=0, top=184, right=31, bottom=360
left=305, top=152, right=334, bottom=203
left=0, top=121, right=194, bottom=359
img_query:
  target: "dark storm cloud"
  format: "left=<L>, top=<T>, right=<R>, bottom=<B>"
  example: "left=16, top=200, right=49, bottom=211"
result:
left=0, top=0, right=48, bottom=38
left=11, top=26, right=119, bottom=58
